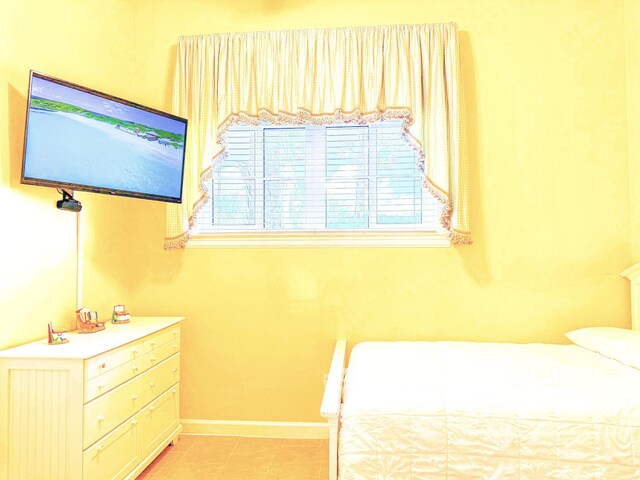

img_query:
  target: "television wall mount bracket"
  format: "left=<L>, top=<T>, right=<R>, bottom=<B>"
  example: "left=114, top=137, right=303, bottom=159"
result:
left=57, top=189, right=82, bottom=212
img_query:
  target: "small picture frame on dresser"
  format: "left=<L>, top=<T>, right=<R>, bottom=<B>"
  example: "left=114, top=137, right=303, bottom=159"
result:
left=112, top=304, right=131, bottom=324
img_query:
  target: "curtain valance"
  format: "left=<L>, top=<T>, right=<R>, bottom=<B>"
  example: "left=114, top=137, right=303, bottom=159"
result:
left=166, top=23, right=470, bottom=247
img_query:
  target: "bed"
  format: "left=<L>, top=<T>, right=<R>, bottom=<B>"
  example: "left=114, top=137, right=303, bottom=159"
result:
left=321, top=264, right=640, bottom=479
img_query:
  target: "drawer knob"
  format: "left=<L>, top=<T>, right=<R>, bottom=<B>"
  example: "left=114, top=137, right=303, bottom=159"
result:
left=100, top=362, right=106, bottom=369
left=173, top=344, right=178, bottom=349
left=131, top=394, right=139, bottom=400
left=172, top=330, right=178, bottom=336
left=172, top=368, right=178, bottom=373
left=97, top=415, right=105, bottom=422
left=98, top=384, right=105, bottom=390
left=132, top=348, right=138, bottom=355
left=132, top=365, right=138, bottom=372
left=150, top=340, right=156, bottom=346
left=131, top=420, right=138, bottom=426
left=150, top=357, right=157, bottom=363
left=97, top=445, right=105, bottom=452
left=149, top=406, right=156, bottom=412
left=150, top=382, right=156, bottom=388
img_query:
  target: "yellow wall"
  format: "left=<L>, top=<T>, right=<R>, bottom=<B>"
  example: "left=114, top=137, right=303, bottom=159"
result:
left=0, top=0, right=135, bottom=350
left=1, top=0, right=636, bottom=424
left=124, top=0, right=633, bottom=422
left=626, top=0, right=640, bottom=262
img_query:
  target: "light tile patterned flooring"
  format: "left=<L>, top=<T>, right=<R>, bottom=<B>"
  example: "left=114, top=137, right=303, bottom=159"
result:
left=138, top=435, right=329, bottom=479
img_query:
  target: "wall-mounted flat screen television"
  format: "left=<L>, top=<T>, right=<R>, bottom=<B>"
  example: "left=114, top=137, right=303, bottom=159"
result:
left=21, top=71, right=188, bottom=203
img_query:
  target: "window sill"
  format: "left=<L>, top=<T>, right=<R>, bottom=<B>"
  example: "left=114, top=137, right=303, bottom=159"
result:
left=187, top=232, right=451, bottom=248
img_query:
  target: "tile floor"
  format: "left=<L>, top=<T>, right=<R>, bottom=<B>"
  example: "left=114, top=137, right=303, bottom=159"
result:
left=138, top=435, right=329, bottom=479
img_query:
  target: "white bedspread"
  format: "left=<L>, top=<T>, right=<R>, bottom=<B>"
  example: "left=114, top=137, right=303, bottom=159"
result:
left=339, top=341, right=640, bottom=479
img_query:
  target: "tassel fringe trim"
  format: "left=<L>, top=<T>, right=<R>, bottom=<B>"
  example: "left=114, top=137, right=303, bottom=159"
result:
left=164, top=107, right=470, bottom=248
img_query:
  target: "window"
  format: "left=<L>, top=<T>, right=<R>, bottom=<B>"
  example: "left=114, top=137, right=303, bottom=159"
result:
left=193, top=120, right=448, bottom=247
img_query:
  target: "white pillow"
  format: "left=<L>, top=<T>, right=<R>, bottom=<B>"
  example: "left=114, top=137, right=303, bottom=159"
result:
left=565, top=327, right=640, bottom=369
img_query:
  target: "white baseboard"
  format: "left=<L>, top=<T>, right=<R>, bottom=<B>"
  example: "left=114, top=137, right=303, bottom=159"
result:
left=180, top=419, right=329, bottom=439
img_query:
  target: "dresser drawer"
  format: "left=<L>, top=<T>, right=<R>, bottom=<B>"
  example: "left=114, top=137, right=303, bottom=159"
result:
left=85, top=357, right=141, bottom=403
left=84, top=340, right=178, bottom=403
left=139, top=353, right=180, bottom=406
left=82, top=416, right=139, bottom=480
left=144, top=325, right=180, bottom=353
left=139, top=337, right=180, bottom=373
left=83, top=375, right=142, bottom=448
left=139, top=385, right=180, bottom=459
left=84, top=326, right=180, bottom=381
left=85, top=339, right=144, bottom=380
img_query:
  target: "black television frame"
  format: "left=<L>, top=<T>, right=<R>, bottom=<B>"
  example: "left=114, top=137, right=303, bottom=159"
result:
left=21, top=70, right=188, bottom=204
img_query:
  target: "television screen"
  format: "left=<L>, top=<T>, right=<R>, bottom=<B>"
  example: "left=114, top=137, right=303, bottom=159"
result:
left=21, top=71, right=188, bottom=203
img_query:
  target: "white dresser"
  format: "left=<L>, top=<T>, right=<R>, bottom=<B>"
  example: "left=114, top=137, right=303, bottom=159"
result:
left=0, top=316, right=183, bottom=480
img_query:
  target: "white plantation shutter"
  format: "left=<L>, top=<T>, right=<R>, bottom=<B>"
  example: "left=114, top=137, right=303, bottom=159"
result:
left=196, top=121, right=441, bottom=234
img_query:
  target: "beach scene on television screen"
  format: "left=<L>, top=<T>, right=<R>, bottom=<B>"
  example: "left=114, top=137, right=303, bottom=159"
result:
left=24, top=76, right=186, bottom=199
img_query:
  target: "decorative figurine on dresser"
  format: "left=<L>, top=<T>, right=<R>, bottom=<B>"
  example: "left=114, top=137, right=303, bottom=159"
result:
left=76, top=307, right=105, bottom=333
left=112, top=304, right=131, bottom=324
left=47, top=322, right=69, bottom=345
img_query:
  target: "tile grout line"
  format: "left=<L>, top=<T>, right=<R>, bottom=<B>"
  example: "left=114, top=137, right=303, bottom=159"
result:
left=264, top=437, right=279, bottom=480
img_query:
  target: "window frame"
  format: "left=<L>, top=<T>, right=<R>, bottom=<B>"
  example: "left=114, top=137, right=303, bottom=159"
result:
left=190, top=122, right=451, bottom=248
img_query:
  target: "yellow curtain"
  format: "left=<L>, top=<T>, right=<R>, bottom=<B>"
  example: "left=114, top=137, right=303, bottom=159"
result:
left=165, top=23, right=470, bottom=248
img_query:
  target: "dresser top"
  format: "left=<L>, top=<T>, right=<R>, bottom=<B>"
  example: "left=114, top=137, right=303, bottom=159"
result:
left=0, top=316, right=184, bottom=360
